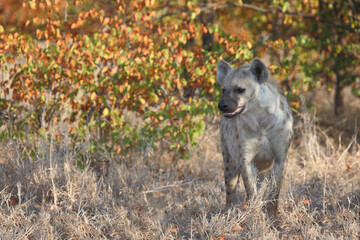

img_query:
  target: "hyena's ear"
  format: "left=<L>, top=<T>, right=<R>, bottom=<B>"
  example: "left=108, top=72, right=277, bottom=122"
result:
left=217, top=59, right=232, bottom=85
left=249, top=58, right=269, bottom=84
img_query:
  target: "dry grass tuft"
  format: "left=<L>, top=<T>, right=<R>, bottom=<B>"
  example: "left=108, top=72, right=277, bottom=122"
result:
left=0, top=110, right=359, bottom=239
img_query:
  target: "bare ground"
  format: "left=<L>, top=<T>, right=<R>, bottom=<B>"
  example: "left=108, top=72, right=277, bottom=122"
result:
left=0, top=90, right=360, bottom=239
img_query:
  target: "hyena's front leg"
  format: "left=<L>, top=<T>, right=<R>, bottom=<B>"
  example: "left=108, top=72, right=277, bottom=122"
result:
left=239, top=156, right=258, bottom=200
left=222, top=147, right=240, bottom=206
left=238, top=139, right=261, bottom=200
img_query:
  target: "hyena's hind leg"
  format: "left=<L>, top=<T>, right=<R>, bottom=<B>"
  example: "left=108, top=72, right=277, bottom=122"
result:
left=254, top=156, right=274, bottom=195
left=266, top=141, right=289, bottom=218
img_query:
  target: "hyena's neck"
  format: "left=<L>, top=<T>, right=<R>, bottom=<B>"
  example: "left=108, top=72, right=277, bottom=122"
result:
left=241, top=83, right=284, bottom=131
left=256, top=83, right=280, bottom=116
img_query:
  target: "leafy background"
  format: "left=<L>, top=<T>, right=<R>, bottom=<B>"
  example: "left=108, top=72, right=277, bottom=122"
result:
left=1, top=0, right=358, bottom=157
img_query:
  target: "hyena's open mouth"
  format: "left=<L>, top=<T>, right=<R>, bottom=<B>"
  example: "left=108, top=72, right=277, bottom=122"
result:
left=224, top=106, right=245, bottom=118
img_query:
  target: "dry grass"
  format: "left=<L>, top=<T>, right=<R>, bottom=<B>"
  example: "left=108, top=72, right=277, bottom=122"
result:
left=0, top=109, right=359, bottom=239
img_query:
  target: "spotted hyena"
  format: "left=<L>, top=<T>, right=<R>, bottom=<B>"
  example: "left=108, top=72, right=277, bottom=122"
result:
left=217, top=58, right=293, bottom=218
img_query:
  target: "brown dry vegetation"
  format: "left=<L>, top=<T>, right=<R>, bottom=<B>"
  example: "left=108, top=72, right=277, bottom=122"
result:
left=0, top=91, right=359, bottom=239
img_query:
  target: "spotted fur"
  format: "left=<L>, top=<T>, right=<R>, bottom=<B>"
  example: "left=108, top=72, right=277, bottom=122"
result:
left=217, top=58, right=293, bottom=218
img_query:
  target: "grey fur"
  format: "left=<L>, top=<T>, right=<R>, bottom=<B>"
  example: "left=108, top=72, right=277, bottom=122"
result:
left=217, top=59, right=232, bottom=85
left=249, top=58, right=269, bottom=84
left=217, top=58, right=293, bottom=218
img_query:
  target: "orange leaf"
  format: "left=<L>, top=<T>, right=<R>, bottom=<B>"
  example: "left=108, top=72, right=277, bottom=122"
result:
left=90, top=92, right=97, bottom=101
left=116, top=145, right=121, bottom=153
left=103, top=17, right=110, bottom=25
left=232, top=224, right=243, bottom=232
left=292, top=99, right=300, bottom=108
left=139, top=98, right=146, bottom=105
left=28, top=55, right=33, bottom=63
left=110, top=67, right=118, bottom=76
left=160, top=103, right=165, bottom=110
left=176, top=55, right=183, bottom=63
left=174, top=78, right=181, bottom=89
left=247, top=41, right=253, bottom=49
left=102, top=108, right=110, bottom=117
left=101, top=66, right=109, bottom=73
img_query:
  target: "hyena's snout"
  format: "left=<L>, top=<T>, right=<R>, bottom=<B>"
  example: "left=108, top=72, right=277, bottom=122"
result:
left=218, top=98, right=244, bottom=118
left=218, top=97, right=238, bottom=112
left=218, top=99, right=230, bottom=112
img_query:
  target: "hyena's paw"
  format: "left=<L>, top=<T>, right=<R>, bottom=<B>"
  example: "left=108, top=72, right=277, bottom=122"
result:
left=265, top=202, right=279, bottom=219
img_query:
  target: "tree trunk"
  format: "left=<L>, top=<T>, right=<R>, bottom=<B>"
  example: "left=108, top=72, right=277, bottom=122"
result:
left=183, top=1, right=214, bottom=100
left=200, top=0, right=214, bottom=51
left=334, top=70, right=344, bottom=116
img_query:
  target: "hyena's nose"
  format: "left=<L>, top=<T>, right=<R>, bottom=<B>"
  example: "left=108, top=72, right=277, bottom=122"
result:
left=218, top=100, right=228, bottom=112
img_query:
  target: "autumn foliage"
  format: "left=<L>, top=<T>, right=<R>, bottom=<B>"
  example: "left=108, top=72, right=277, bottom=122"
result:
left=0, top=0, right=359, bottom=156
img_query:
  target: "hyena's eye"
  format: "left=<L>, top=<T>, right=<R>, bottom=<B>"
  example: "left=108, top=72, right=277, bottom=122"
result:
left=236, top=87, right=246, bottom=94
left=221, top=88, right=225, bottom=94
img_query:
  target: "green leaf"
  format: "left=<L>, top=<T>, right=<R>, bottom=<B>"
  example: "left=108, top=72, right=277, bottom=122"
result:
left=282, top=2, right=290, bottom=12
left=88, top=120, right=97, bottom=127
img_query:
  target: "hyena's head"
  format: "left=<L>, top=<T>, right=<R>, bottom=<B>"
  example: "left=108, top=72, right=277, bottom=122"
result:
left=217, top=58, right=269, bottom=118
